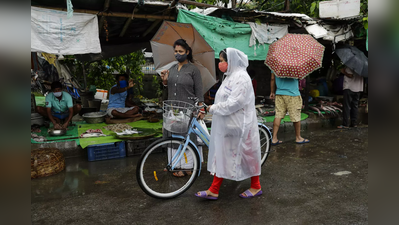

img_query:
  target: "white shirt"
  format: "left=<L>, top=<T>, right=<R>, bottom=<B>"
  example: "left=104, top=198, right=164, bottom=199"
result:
left=343, top=68, right=364, bottom=92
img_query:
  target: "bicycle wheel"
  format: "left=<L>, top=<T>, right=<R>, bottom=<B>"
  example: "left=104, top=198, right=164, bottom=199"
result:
left=136, top=138, right=200, bottom=199
left=259, top=125, right=271, bottom=166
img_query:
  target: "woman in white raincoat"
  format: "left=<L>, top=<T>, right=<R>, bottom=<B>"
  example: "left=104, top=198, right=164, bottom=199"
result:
left=195, top=48, right=262, bottom=200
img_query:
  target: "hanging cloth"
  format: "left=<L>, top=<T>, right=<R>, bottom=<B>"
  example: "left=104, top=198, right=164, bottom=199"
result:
left=67, top=0, right=74, bottom=19
left=247, top=22, right=288, bottom=56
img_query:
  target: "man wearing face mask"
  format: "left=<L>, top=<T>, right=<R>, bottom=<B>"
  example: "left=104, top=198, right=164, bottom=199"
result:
left=107, top=74, right=140, bottom=119
left=36, top=81, right=81, bottom=129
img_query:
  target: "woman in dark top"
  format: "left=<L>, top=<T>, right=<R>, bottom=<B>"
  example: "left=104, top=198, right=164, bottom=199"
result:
left=160, top=39, right=205, bottom=177
left=160, top=39, right=204, bottom=106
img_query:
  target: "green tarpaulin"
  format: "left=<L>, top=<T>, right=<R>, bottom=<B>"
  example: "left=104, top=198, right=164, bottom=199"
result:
left=262, top=113, right=309, bottom=123
left=31, top=121, right=84, bottom=145
left=78, top=120, right=163, bottom=149
left=177, top=10, right=269, bottom=60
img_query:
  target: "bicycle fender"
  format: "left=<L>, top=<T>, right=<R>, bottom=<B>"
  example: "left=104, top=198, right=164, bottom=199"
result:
left=258, top=123, right=272, bottom=137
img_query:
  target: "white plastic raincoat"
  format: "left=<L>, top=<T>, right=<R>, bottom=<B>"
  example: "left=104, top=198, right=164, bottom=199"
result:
left=207, top=48, right=261, bottom=181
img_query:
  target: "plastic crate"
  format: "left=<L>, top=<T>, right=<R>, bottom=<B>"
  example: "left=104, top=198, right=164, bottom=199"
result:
left=126, top=137, right=162, bottom=157
left=87, top=142, right=126, bottom=161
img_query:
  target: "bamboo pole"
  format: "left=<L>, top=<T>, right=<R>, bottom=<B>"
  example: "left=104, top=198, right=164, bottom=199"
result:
left=232, top=0, right=237, bottom=8
left=142, top=19, right=163, bottom=37
left=82, top=64, right=87, bottom=90
left=119, top=18, right=133, bottom=37
left=99, top=0, right=111, bottom=33
left=34, top=6, right=176, bottom=20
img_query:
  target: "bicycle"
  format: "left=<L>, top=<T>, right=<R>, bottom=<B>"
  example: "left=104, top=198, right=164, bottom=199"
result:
left=136, top=98, right=272, bottom=199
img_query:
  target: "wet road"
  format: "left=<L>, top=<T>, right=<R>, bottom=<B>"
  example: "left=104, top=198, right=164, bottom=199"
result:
left=31, top=127, right=368, bottom=225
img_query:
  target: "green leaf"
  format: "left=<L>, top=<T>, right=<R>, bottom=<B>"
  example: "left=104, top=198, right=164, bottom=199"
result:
left=363, top=21, right=368, bottom=29
left=310, top=2, right=316, bottom=13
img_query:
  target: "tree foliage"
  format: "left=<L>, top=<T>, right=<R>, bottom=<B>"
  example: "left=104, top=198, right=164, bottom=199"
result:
left=64, top=51, right=146, bottom=94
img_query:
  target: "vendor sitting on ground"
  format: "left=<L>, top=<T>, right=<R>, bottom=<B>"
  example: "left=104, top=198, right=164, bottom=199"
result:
left=36, top=81, right=81, bottom=129
left=107, top=74, right=140, bottom=118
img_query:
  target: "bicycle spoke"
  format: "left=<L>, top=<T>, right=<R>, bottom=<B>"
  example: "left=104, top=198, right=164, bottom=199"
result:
left=137, top=139, right=200, bottom=198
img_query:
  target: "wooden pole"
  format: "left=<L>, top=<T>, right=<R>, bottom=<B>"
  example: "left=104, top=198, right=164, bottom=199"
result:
left=283, top=0, right=290, bottom=12
left=304, top=76, right=310, bottom=111
left=99, top=0, right=111, bottom=33
left=119, top=18, right=133, bottom=37
left=82, top=64, right=87, bottom=90
left=34, top=6, right=176, bottom=20
left=142, top=19, right=163, bottom=37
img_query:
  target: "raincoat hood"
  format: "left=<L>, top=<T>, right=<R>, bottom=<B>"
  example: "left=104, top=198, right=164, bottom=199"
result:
left=225, top=48, right=249, bottom=76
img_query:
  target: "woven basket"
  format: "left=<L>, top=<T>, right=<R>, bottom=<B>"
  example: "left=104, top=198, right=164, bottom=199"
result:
left=31, top=148, right=65, bottom=179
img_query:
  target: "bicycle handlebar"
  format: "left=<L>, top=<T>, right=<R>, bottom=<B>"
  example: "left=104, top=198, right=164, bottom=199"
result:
left=187, top=97, right=208, bottom=110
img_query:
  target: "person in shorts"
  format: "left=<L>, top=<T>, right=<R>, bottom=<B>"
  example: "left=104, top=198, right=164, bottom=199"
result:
left=269, top=71, right=309, bottom=145
left=107, top=74, right=140, bottom=118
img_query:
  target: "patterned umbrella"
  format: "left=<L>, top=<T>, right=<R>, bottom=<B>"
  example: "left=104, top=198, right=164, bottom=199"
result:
left=151, top=21, right=216, bottom=95
left=265, top=33, right=325, bottom=79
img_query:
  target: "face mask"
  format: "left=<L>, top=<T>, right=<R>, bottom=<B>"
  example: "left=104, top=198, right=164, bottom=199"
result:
left=53, top=92, right=62, bottom=97
left=175, top=53, right=187, bottom=63
left=119, top=80, right=127, bottom=88
left=218, top=62, right=228, bottom=73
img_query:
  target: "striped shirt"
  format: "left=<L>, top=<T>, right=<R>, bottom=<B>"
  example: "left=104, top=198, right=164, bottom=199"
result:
left=167, top=62, right=204, bottom=105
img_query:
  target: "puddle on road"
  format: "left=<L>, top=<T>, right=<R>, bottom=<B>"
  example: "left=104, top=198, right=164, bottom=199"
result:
left=332, top=171, right=352, bottom=176
left=31, top=156, right=138, bottom=203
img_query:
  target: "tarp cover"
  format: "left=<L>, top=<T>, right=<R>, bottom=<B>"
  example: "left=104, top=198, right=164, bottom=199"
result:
left=31, top=6, right=101, bottom=55
left=177, top=10, right=269, bottom=60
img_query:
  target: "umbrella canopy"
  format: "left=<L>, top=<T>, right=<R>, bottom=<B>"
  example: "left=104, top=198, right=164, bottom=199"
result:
left=335, top=46, right=368, bottom=77
left=265, top=33, right=325, bottom=79
left=150, top=21, right=216, bottom=95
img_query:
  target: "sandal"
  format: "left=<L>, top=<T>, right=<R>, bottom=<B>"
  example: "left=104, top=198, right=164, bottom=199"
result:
left=271, top=140, right=283, bottom=146
left=296, top=139, right=310, bottom=144
left=195, top=191, right=218, bottom=200
left=173, top=171, right=192, bottom=177
left=337, top=125, right=349, bottom=129
left=239, top=189, right=263, bottom=199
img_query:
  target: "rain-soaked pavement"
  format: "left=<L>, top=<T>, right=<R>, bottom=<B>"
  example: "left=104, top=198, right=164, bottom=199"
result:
left=31, top=126, right=368, bottom=225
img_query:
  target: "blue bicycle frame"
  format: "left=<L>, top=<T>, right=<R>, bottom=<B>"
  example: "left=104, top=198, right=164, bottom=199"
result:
left=169, top=116, right=209, bottom=175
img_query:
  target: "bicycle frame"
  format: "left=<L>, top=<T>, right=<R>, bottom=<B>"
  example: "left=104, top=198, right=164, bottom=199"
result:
left=169, top=116, right=209, bottom=176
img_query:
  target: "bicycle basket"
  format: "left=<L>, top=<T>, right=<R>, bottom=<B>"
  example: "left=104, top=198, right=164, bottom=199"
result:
left=162, top=100, right=194, bottom=134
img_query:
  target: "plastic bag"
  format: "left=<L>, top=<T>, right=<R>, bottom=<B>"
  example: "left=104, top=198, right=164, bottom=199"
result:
left=198, top=119, right=210, bottom=137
